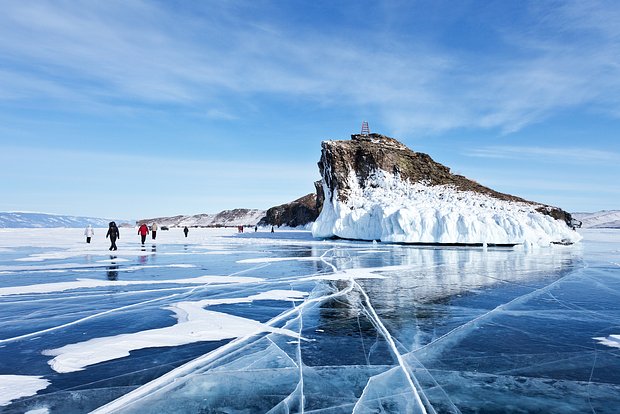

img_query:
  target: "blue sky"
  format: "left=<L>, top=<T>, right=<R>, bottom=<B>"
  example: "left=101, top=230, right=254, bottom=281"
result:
left=1, top=0, right=618, bottom=219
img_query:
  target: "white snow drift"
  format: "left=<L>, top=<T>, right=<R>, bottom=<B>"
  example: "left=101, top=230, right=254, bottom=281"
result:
left=313, top=170, right=581, bottom=246
left=0, top=275, right=263, bottom=297
left=0, top=375, right=50, bottom=406
left=594, top=334, right=620, bottom=349
left=43, top=290, right=307, bottom=373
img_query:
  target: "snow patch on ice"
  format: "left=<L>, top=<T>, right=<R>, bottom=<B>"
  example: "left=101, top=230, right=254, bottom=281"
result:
left=95, top=258, right=130, bottom=263
left=594, top=334, right=620, bottom=349
left=0, top=263, right=109, bottom=272
left=25, top=409, right=50, bottom=414
left=313, top=170, right=581, bottom=247
left=191, top=289, right=308, bottom=307
left=43, top=290, right=306, bottom=373
left=0, top=375, right=50, bottom=406
left=0, top=275, right=263, bottom=297
left=16, top=250, right=155, bottom=262
left=237, top=256, right=323, bottom=264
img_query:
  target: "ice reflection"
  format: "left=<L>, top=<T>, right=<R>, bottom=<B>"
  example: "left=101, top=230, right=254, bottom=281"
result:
left=106, top=256, right=118, bottom=281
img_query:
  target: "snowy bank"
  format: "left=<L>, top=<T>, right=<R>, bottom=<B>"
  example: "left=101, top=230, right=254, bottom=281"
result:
left=313, top=169, right=581, bottom=247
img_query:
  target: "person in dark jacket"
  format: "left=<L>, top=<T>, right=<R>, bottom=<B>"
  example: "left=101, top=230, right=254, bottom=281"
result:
left=183, top=226, right=189, bottom=237
left=106, top=222, right=120, bottom=251
left=138, top=223, right=149, bottom=244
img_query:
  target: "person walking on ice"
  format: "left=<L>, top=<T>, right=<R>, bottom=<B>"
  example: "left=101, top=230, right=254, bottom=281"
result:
left=84, top=225, right=94, bottom=243
left=183, top=226, right=189, bottom=237
left=151, top=222, right=158, bottom=240
left=106, top=222, right=120, bottom=251
left=138, top=223, right=149, bottom=244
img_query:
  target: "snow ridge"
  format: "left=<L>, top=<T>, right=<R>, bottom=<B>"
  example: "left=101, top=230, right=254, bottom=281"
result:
left=312, top=169, right=581, bottom=246
left=139, top=209, right=266, bottom=228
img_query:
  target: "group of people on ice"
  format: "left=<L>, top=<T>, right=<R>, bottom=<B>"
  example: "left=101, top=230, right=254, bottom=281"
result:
left=85, top=222, right=191, bottom=250
left=137, top=222, right=158, bottom=244
left=87, top=222, right=276, bottom=251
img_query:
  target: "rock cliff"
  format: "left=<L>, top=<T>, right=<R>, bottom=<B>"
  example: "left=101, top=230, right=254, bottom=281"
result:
left=312, top=133, right=580, bottom=246
left=258, top=181, right=324, bottom=228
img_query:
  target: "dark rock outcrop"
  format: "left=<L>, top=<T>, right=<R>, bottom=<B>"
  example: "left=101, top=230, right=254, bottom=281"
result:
left=318, top=133, right=573, bottom=226
left=258, top=191, right=320, bottom=228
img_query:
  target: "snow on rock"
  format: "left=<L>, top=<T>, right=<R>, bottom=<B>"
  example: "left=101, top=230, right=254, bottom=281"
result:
left=139, top=209, right=266, bottom=228
left=312, top=134, right=581, bottom=247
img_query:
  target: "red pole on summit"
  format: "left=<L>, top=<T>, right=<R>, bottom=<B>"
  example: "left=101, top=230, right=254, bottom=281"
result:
left=360, top=121, right=370, bottom=135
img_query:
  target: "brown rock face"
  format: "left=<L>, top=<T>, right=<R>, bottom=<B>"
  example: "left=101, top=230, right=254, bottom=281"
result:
left=258, top=192, right=320, bottom=228
left=318, top=133, right=573, bottom=225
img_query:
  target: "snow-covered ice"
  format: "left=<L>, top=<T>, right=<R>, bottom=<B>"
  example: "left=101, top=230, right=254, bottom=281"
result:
left=0, top=275, right=263, bottom=297
left=0, top=375, right=50, bottom=406
left=0, top=227, right=618, bottom=413
left=594, top=334, right=620, bottom=349
left=43, top=295, right=304, bottom=373
left=313, top=170, right=582, bottom=246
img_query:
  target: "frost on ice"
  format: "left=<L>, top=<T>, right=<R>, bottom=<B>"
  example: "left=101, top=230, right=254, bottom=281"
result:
left=313, top=169, right=581, bottom=246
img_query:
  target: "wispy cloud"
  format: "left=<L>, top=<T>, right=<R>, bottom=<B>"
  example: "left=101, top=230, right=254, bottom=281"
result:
left=0, top=1, right=619, bottom=134
left=465, top=145, right=620, bottom=164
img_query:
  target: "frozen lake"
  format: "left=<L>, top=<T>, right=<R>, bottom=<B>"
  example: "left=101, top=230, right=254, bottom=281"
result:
left=0, top=227, right=619, bottom=413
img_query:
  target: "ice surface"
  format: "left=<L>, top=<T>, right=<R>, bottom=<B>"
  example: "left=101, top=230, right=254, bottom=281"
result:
left=0, top=227, right=618, bottom=413
left=313, top=169, right=581, bottom=246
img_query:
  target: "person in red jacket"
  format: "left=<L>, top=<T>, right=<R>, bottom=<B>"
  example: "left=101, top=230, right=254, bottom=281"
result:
left=138, top=223, right=149, bottom=244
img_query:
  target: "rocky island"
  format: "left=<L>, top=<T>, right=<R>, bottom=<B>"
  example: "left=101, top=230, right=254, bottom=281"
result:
left=311, top=133, right=581, bottom=246
left=134, top=132, right=581, bottom=247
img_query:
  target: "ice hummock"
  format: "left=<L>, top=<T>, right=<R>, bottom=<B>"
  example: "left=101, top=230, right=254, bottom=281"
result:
left=313, top=169, right=581, bottom=246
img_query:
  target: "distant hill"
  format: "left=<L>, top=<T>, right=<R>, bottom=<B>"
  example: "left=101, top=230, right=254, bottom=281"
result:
left=0, top=212, right=131, bottom=228
left=138, top=209, right=266, bottom=228
left=572, top=210, right=620, bottom=229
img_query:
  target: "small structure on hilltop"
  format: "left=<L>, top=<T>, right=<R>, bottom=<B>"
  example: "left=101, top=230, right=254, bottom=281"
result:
left=360, top=121, right=370, bottom=136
